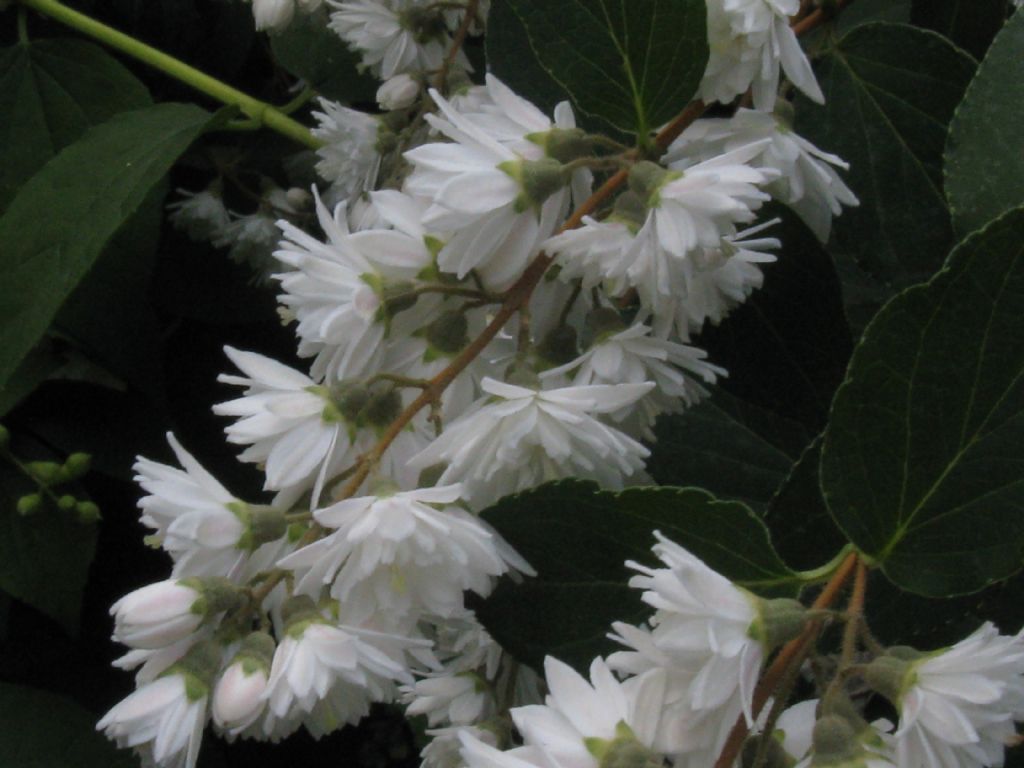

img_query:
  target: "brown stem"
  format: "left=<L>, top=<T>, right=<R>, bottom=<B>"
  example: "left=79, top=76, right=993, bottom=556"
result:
left=791, top=0, right=854, bottom=36
left=840, top=560, right=868, bottom=665
left=713, top=552, right=859, bottom=768
left=435, top=0, right=479, bottom=92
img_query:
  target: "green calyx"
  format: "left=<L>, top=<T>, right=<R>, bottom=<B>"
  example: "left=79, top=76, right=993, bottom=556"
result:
left=231, top=631, right=276, bottom=676
left=183, top=577, right=245, bottom=619
left=537, top=325, right=579, bottom=366
left=498, top=157, right=568, bottom=213
left=584, top=307, right=627, bottom=345
left=398, top=5, right=447, bottom=43
left=230, top=501, right=288, bottom=551
left=281, top=595, right=323, bottom=638
left=609, top=190, right=648, bottom=232
left=862, top=651, right=921, bottom=705
left=163, top=639, right=222, bottom=701
left=741, top=734, right=793, bottom=768
left=527, top=127, right=595, bottom=163
left=426, top=310, right=470, bottom=356
left=362, top=387, right=402, bottom=429
left=748, top=596, right=809, bottom=652
left=627, top=161, right=677, bottom=206
left=585, top=721, right=663, bottom=768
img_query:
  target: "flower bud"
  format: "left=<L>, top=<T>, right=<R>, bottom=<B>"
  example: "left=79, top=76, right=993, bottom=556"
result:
left=213, top=632, right=275, bottom=733
left=377, top=74, right=420, bottom=111
left=26, top=460, right=62, bottom=485
left=527, top=127, right=595, bottom=163
left=251, top=0, right=294, bottom=31
left=63, top=452, right=92, bottom=479
left=75, top=500, right=101, bottom=524
left=499, top=158, right=568, bottom=212
left=112, top=578, right=243, bottom=649
left=0, top=424, right=9, bottom=448
left=16, top=493, right=41, bottom=516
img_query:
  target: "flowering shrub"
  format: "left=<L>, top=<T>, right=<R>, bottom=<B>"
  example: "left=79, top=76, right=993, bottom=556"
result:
left=1, top=1, right=1023, bottom=768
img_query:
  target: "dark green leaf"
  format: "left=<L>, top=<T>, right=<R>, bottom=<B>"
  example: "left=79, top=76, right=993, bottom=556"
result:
left=476, top=481, right=798, bottom=671
left=54, top=182, right=168, bottom=404
left=821, top=207, right=1024, bottom=596
left=0, top=103, right=215, bottom=391
left=0, top=464, right=96, bottom=634
left=911, top=0, right=1009, bottom=60
left=0, top=38, right=151, bottom=212
left=835, top=0, right=910, bottom=32
left=945, top=9, right=1024, bottom=237
left=0, top=344, right=62, bottom=418
left=647, top=393, right=802, bottom=512
left=0, top=683, right=136, bottom=767
left=271, top=9, right=378, bottom=104
left=765, top=437, right=849, bottom=572
left=698, top=205, right=854, bottom=433
left=486, top=0, right=707, bottom=135
left=796, top=23, right=975, bottom=287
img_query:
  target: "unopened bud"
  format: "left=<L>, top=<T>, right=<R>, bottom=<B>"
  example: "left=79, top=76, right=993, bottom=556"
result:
left=284, top=187, right=312, bottom=210
left=26, top=461, right=62, bottom=485
left=251, top=0, right=294, bottom=31
left=426, top=310, right=469, bottom=355
left=75, top=500, right=101, bottom=524
left=0, top=424, right=9, bottom=448
left=377, top=73, right=420, bottom=111
left=213, top=632, right=275, bottom=733
left=16, top=493, right=42, bottom=516
left=112, top=578, right=243, bottom=650
left=58, top=494, right=77, bottom=511
left=63, top=452, right=92, bottom=479
left=810, top=715, right=860, bottom=766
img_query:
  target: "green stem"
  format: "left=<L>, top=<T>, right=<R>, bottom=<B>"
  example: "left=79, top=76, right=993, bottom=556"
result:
left=16, top=0, right=322, bottom=150
left=794, top=543, right=856, bottom=584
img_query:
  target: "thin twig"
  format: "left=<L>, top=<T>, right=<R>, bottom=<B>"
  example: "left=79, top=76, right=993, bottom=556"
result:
left=435, top=0, right=479, bottom=91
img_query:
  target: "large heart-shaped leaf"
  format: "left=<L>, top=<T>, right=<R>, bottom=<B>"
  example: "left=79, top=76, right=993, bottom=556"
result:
left=821, top=207, right=1024, bottom=596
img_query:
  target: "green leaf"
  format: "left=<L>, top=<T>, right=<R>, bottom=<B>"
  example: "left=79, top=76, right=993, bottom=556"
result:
left=0, top=343, right=61, bottom=418
left=945, top=10, right=1024, bottom=237
left=54, top=181, right=168, bottom=403
left=0, top=38, right=151, bottom=212
left=271, top=9, right=378, bottom=104
left=476, top=481, right=798, bottom=671
left=0, top=683, right=136, bottom=767
left=698, top=205, right=854, bottom=433
left=795, top=23, right=975, bottom=287
left=765, top=437, right=849, bottom=572
left=0, top=464, right=96, bottom=634
left=820, top=207, right=1024, bottom=596
left=486, top=0, right=707, bottom=135
left=0, top=103, right=215, bottom=392
left=911, top=0, right=1009, bottom=60
left=647, top=393, right=804, bottom=512
left=835, top=0, right=910, bottom=32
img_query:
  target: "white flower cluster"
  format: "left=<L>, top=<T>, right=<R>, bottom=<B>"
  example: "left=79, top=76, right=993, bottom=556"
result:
left=454, top=535, right=1024, bottom=768
left=103, top=2, right=869, bottom=767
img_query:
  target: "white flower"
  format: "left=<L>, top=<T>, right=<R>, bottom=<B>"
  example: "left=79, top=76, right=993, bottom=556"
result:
left=656, top=221, right=780, bottom=338
left=167, top=188, right=230, bottom=242
left=460, top=657, right=667, bottom=768
left=378, top=73, right=421, bottom=110
left=891, top=623, right=1024, bottom=768
left=274, top=191, right=431, bottom=382
left=134, top=433, right=252, bottom=578
left=404, top=85, right=571, bottom=288
left=111, top=580, right=204, bottom=650
left=701, top=0, right=823, bottom=111
left=213, top=211, right=280, bottom=275
left=213, top=347, right=356, bottom=503
left=312, top=100, right=381, bottom=203
left=668, top=108, right=858, bottom=241
left=607, top=532, right=788, bottom=763
left=261, top=600, right=417, bottom=738
left=278, top=484, right=528, bottom=622
left=98, top=642, right=220, bottom=768
left=408, top=378, right=654, bottom=508
left=249, top=0, right=295, bottom=30
left=329, top=0, right=458, bottom=79
left=541, top=319, right=724, bottom=439
left=404, top=671, right=493, bottom=726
